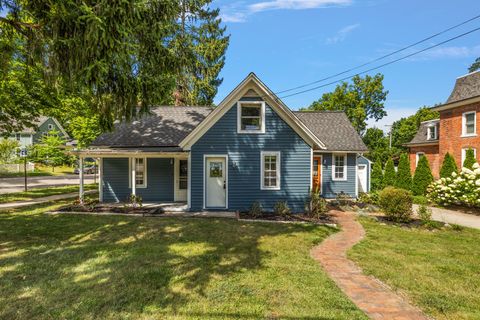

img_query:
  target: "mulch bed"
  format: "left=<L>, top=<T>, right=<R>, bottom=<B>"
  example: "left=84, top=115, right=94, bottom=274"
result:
left=371, top=215, right=448, bottom=230
left=238, top=212, right=335, bottom=224
left=57, top=203, right=164, bottom=215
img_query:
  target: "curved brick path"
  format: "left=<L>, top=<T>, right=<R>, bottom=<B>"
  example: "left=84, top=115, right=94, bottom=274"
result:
left=311, top=211, right=429, bottom=320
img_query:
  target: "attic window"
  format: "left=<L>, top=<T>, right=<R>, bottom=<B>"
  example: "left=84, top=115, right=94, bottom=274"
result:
left=237, top=101, right=265, bottom=133
left=427, top=125, right=438, bottom=140
left=48, top=124, right=54, bottom=130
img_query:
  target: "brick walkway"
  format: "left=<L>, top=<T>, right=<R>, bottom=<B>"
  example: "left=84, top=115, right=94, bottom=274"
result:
left=311, top=210, right=429, bottom=320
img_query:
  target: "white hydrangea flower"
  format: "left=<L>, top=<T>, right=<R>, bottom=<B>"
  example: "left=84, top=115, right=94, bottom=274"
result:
left=473, top=162, right=480, bottom=169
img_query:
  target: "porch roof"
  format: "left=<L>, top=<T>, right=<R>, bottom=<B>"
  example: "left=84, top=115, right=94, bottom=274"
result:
left=72, top=147, right=187, bottom=157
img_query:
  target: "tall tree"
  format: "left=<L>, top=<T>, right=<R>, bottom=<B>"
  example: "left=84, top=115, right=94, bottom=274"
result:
left=0, top=1, right=229, bottom=132
left=362, top=127, right=392, bottom=164
left=412, top=156, right=433, bottom=196
left=395, top=153, right=412, bottom=191
left=439, top=152, right=458, bottom=178
left=463, top=148, right=477, bottom=169
left=383, top=159, right=396, bottom=187
left=371, top=160, right=384, bottom=192
left=33, top=130, right=67, bottom=172
left=469, top=57, right=480, bottom=73
left=0, top=138, right=19, bottom=164
left=303, top=74, right=388, bottom=134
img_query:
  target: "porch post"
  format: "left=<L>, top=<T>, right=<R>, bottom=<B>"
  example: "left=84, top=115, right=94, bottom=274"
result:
left=79, top=156, right=84, bottom=204
left=131, top=157, right=136, bottom=196
left=98, top=157, right=103, bottom=202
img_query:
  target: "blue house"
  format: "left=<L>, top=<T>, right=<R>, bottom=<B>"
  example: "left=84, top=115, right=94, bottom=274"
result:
left=77, top=73, right=369, bottom=212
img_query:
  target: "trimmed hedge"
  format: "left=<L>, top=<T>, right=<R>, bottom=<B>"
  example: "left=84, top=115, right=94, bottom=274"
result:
left=378, top=186, right=413, bottom=222
left=412, top=156, right=433, bottom=196
left=395, top=153, right=412, bottom=190
left=440, top=152, right=458, bottom=178
left=383, top=159, right=396, bottom=187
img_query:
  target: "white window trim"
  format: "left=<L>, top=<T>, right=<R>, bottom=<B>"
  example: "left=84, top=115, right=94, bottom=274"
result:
left=462, top=111, right=477, bottom=137
left=332, top=153, right=347, bottom=181
left=427, top=125, right=438, bottom=140
left=237, top=101, right=266, bottom=134
left=260, top=151, right=281, bottom=190
left=461, top=148, right=477, bottom=165
left=416, top=152, right=425, bottom=167
left=128, top=157, right=147, bottom=188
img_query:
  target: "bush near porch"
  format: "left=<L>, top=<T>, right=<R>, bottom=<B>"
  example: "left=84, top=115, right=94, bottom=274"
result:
left=0, top=202, right=367, bottom=319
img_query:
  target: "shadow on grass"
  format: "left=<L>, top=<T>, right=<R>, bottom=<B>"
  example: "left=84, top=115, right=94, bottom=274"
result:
left=0, top=204, right=348, bottom=319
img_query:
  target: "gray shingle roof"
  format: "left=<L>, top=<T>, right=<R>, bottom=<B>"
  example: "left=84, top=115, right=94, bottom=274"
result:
left=293, top=111, right=368, bottom=151
left=90, top=106, right=213, bottom=147
left=446, top=70, right=480, bottom=104
left=405, top=120, right=439, bottom=146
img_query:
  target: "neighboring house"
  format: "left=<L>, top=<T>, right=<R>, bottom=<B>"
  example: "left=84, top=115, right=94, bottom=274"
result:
left=77, top=73, right=369, bottom=212
left=405, top=70, right=480, bottom=178
left=7, top=116, right=70, bottom=148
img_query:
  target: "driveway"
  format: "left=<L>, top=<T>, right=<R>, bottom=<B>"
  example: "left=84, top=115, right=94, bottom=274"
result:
left=0, top=174, right=96, bottom=194
left=413, top=204, right=480, bottom=230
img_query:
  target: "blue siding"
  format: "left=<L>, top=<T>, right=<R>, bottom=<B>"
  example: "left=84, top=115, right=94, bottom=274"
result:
left=357, top=155, right=371, bottom=193
left=102, top=158, right=174, bottom=203
left=320, top=153, right=358, bottom=198
left=191, top=100, right=311, bottom=212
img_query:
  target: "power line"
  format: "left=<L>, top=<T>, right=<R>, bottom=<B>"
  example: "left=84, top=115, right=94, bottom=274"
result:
left=275, top=13, right=480, bottom=95
left=279, top=25, right=480, bottom=99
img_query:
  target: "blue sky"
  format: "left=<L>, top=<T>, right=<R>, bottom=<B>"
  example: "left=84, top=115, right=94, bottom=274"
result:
left=213, top=0, right=480, bottom=129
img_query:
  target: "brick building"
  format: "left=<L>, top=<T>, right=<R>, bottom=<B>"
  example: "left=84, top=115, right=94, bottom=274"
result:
left=405, top=71, right=480, bottom=178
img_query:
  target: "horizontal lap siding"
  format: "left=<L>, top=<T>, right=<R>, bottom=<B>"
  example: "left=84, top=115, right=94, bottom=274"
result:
left=320, top=153, right=357, bottom=198
left=102, top=158, right=174, bottom=203
left=191, top=100, right=311, bottom=212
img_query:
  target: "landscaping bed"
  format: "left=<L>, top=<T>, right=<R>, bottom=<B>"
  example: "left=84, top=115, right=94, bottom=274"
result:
left=238, top=211, right=334, bottom=224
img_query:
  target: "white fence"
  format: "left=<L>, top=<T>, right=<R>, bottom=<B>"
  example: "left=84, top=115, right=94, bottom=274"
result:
left=0, top=163, right=35, bottom=173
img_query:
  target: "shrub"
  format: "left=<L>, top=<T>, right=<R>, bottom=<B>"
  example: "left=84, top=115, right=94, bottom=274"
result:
left=440, top=152, right=458, bottom=178
left=307, top=191, right=327, bottom=219
left=463, top=148, right=477, bottom=169
left=358, top=192, right=379, bottom=205
left=411, top=156, right=433, bottom=196
left=413, top=195, right=428, bottom=205
left=274, top=201, right=291, bottom=217
left=395, top=153, right=412, bottom=190
left=378, top=186, right=413, bottom=222
left=249, top=201, right=262, bottom=218
left=383, top=159, right=396, bottom=187
left=417, top=204, right=432, bottom=222
left=371, top=161, right=384, bottom=191
left=336, top=191, right=352, bottom=206
left=428, top=163, right=480, bottom=207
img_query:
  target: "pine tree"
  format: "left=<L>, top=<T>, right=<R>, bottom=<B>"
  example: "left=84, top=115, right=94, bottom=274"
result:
left=395, top=153, right=412, bottom=190
left=412, top=156, right=433, bottom=196
left=463, top=148, right=477, bottom=169
left=383, top=159, right=396, bottom=187
left=371, top=161, right=384, bottom=191
left=440, top=152, right=458, bottom=178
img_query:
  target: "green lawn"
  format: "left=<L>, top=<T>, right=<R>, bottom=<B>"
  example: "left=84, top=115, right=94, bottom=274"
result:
left=0, top=184, right=98, bottom=204
left=0, top=202, right=367, bottom=320
left=349, top=217, right=480, bottom=320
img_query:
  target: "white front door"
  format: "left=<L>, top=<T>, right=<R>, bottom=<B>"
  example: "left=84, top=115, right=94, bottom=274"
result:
left=205, top=157, right=227, bottom=208
left=358, top=164, right=367, bottom=192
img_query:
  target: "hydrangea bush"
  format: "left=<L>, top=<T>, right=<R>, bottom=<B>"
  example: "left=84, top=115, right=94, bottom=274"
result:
left=428, top=163, right=480, bottom=207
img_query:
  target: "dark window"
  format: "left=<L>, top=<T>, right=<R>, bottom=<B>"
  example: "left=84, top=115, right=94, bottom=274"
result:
left=179, top=160, right=188, bottom=189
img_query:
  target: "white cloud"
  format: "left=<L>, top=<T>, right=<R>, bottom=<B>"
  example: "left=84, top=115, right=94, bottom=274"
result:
left=219, top=0, right=352, bottom=23
left=413, top=45, right=480, bottom=60
left=326, top=23, right=360, bottom=44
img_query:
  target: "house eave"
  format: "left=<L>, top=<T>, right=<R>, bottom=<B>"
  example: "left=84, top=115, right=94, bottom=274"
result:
left=403, top=141, right=439, bottom=147
left=431, top=95, right=480, bottom=112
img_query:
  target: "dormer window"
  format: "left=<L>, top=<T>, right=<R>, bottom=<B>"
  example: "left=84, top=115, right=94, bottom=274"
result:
left=237, top=101, right=265, bottom=133
left=427, top=125, right=438, bottom=140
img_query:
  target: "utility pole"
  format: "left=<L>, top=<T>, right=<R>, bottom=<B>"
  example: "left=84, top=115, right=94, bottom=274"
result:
left=385, top=124, right=393, bottom=149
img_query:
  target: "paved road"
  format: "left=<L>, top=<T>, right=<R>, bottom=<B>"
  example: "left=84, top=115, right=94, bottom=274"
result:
left=0, top=174, right=96, bottom=194
left=413, top=204, right=480, bottom=230
left=0, top=190, right=97, bottom=210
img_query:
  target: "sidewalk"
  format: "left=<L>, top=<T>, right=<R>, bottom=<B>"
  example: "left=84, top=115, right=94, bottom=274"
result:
left=0, top=190, right=96, bottom=211
left=413, top=204, right=480, bottom=230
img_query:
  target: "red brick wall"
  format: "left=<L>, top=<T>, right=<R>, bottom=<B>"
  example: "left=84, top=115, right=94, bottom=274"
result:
left=408, top=145, right=440, bottom=178
left=439, top=102, right=480, bottom=169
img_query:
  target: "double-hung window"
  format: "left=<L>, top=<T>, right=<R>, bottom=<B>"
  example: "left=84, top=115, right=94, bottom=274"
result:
left=462, top=111, right=476, bottom=136
left=427, top=125, right=438, bottom=140
left=416, top=152, right=425, bottom=167
left=238, top=101, right=265, bottom=133
left=261, top=151, right=280, bottom=190
left=332, top=154, right=347, bottom=181
left=130, top=158, right=147, bottom=188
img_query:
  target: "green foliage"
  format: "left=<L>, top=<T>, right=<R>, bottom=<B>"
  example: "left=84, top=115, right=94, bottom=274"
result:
left=336, top=191, right=353, bottom=206
left=68, top=116, right=102, bottom=148
left=469, top=57, right=480, bottom=73
left=0, top=138, right=19, bottom=164
left=395, top=153, right=412, bottom=190
left=307, top=191, right=328, bottom=219
left=358, top=192, right=379, bottom=205
left=0, top=1, right=229, bottom=131
left=274, top=201, right=291, bottom=217
left=371, top=161, right=384, bottom=191
left=391, top=107, right=439, bottom=149
left=417, top=204, right=432, bottom=223
left=362, top=127, right=395, bottom=164
left=383, top=159, right=396, bottom=187
left=412, top=156, right=433, bottom=196
left=249, top=201, right=263, bottom=218
left=303, top=74, right=388, bottom=134
left=413, top=195, right=429, bottom=205
left=463, top=148, right=477, bottom=169
left=439, top=152, right=458, bottom=178
left=33, top=130, right=68, bottom=171
left=378, top=186, right=413, bottom=222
